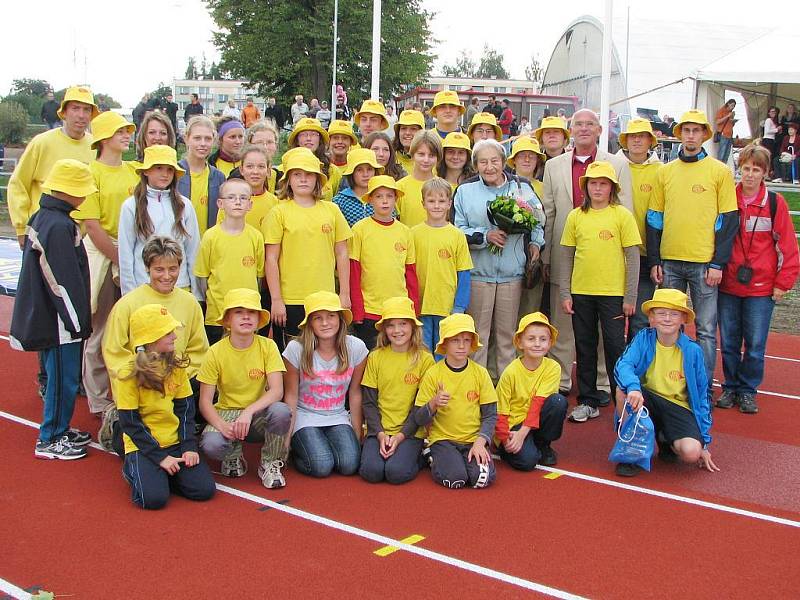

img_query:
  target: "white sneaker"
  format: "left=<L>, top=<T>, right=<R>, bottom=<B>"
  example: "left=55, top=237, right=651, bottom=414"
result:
left=258, top=460, right=286, bottom=489
left=569, top=404, right=600, bottom=423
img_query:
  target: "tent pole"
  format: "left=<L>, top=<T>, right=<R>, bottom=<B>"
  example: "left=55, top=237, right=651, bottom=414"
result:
left=599, top=0, right=613, bottom=152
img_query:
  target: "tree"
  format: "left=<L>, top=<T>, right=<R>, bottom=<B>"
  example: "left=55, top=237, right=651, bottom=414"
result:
left=208, top=62, right=222, bottom=80
left=150, top=83, right=173, bottom=102
left=475, top=45, right=510, bottom=80
left=0, top=101, right=29, bottom=144
left=11, top=78, right=51, bottom=97
left=94, top=93, right=121, bottom=110
left=441, top=50, right=475, bottom=78
left=185, top=57, right=198, bottom=80
left=206, top=0, right=434, bottom=102
left=200, top=54, right=208, bottom=79
left=2, top=93, right=43, bottom=123
left=524, top=53, right=543, bottom=83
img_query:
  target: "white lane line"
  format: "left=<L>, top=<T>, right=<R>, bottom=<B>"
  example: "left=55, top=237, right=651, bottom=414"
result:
left=0, top=578, right=32, bottom=599
left=0, top=409, right=583, bottom=600
left=764, top=354, right=800, bottom=363
left=710, top=381, right=800, bottom=401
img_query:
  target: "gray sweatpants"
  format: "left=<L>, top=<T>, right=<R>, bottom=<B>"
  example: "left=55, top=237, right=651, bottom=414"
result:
left=430, top=440, right=496, bottom=489
left=200, top=402, right=291, bottom=464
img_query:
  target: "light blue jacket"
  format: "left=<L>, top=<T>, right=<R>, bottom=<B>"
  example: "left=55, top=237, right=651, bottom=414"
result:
left=454, top=175, right=545, bottom=283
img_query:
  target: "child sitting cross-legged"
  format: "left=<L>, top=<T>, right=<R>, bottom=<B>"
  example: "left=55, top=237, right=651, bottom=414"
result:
left=197, top=289, right=291, bottom=489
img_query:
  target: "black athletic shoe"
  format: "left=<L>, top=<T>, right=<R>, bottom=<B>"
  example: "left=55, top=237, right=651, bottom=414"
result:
left=538, top=445, right=558, bottom=466
left=615, top=463, right=641, bottom=477
left=64, top=428, right=92, bottom=447
left=657, top=441, right=678, bottom=463
left=715, top=389, right=738, bottom=409
left=738, top=393, right=759, bottom=414
left=596, top=390, right=611, bottom=407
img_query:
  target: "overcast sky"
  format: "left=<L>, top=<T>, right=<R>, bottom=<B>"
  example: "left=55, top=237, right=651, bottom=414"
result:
left=3, top=0, right=797, bottom=107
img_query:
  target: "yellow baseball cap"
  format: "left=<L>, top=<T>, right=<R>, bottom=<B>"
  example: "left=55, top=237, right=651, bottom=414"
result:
left=514, top=312, right=558, bottom=348
left=299, top=291, right=353, bottom=327
left=135, top=145, right=186, bottom=177
left=619, top=118, right=657, bottom=149
left=435, top=313, right=482, bottom=356
left=443, top=132, right=472, bottom=153
left=57, top=86, right=99, bottom=120
left=288, top=117, right=330, bottom=146
left=507, top=136, right=545, bottom=169
left=342, top=148, right=383, bottom=176
left=328, top=119, right=358, bottom=144
left=90, top=111, right=135, bottom=150
left=578, top=160, right=620, bottom=192
left=467, top=112, right=502, bottom=142
left=279, top=147, right=328, bottom=187
left=673, top=109, right=713, bottom=142
left=641, top=288, right=695, bottom=322
left=375, top=296, right=421, bottom=329
left=431, top=90, right=465, bottom=115
left=217, top=288, right=270, bottom=328
left=533, top=116, right=570, bottom=144
left=354, top=100, right=389, bottom=129
left=130, top=304, right=182, bottom=348
left=42, top=159, right=97, bottom=198
left=361, top=174, right=404, bottom=203
left=394, top=110, right=425, bottom=136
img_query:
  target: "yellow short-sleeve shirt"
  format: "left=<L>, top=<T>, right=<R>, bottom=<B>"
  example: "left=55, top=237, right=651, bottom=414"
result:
left=643, top=340, right=690, bottom=410
left=72, top=161, right=139, bottom=238
left=321, top=164, right=343, bottom=202
left=495, top=357, right=560, bottom=433
left=216, top=190, right=279, bottom=239
left=215, top=158, right=240, bottom=178
left=396, top=175, right=429, bottom=228
left=189, top=166, right=211, bottom=235
left=628, top=161, right=662, bottom=254
left=412, top=222, right=473, bottom=316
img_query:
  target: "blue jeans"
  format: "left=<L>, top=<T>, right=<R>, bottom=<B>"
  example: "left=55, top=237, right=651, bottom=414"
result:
left=421, top=315, right=444, bottom=360
left=497, top=394, right=567, bottom=471
left=662, top=260, right=718, bottom=397
left=40, top=343, right=82, bottom=442
left=291, top=424, right=361, bottom=477
left=718, top=136, right=733, bottom=164
left=718, top=292, right=775, bottom=395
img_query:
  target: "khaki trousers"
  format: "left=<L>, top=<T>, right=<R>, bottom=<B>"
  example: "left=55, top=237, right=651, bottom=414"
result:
left=83, top=268, right=120, bottom=414
left=468, top=279, right=522, bottom=379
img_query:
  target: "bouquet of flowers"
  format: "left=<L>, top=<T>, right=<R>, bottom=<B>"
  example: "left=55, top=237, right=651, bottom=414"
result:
left=486, top=195, right=538, bottom=255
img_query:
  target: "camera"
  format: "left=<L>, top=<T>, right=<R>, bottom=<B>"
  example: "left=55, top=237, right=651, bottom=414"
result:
left=736, top=265, right=753, bottom=285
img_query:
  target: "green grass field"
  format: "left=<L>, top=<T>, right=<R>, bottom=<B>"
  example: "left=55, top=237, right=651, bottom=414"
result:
left=783, top=191, right=800, bottom=231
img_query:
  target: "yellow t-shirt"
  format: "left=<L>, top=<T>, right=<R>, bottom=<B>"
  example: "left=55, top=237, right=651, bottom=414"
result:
left=649, top=157, right=737, bottom=263
left=267, top=169, right=278, bottom=194
left=196, top=336, right=286, bottom=411
left=189, top=166, right=210, bottom=235
left=495, top=357, right=560, bottom=444
left=350, top=218, right=415, bottom=315
left=412, top=222, right=473, bottom=317
left=628, top=160, right=662, bottom=254
left=7, top=128, right=95, bottom=235
left=362, top=346, right=435, bottom=436
left=321, top=164, right=343, bottom=203
left=216, top=190, right=278, bottom=239
left=396, top=175, right=431, bottom=228
left=103, top=285, right=208, bottom=380
left=643, top=340, right=689, bottom=410
left=114, top=365, right=193, bottom=455
left=264, top=199, right=352, bottom=304
left=72, top=160, right=139, bottom=238
left=194, top=224, right=265, bottom=325
left=415, top=359, right=498, bottom=445
left=560, top=204, right=641, bottom=296
left=215, top=158, right=240, bottom=178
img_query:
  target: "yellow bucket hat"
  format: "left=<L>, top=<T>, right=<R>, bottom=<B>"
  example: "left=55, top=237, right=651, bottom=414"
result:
left=328, top=119, right=358, bottom=144
left=394, top=109, right=425, bottom=136
left=673, top=109, right=713, bottom=142
left=279, top=147, right=328, bottom=187
left=288, top=117, right=330, bottom=146
left=533, top=116, right=570, bottom=144
left=507, top=136, right=546, bottom=169
left=42, top=159, right=97, bottom=198
left=217, top=288, right=270, bottom=328
left=578, top=160, right=620, bottom=192
left=130, top=304, right=183, bottom=349
left=619, top=118, right=657, bottom=149
left=135, top=145, right=186, bottom=178
left=361, top=174, right=404, bottom=203
left=90, top=111, right=135, bottom=150
left=435, top=313, right=482, bottom=356
left=641, top=288, right=695, bottom=322
left=431, top=90, right=465, bottom=115
left=354, top=100, right=389, bottom=129
left=299, top=291, right=353, bottom=327
left=443, top=132, right=472, bottom=153
left=467, top=112, right=502, bottom=142
left=514, top=312, right=558, bottom=349
left=375, top=296, right=422, bottom=329
left=57, top=86, right=99, bottom=120
left=342, top=148, right=384, bottom=176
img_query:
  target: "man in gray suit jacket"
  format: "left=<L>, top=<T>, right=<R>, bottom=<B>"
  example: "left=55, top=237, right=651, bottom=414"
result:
left=541, top=109, right=634, bottom=406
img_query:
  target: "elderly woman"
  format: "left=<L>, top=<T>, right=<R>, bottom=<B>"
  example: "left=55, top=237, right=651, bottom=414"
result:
left=454, top=139, right=545, bottom=376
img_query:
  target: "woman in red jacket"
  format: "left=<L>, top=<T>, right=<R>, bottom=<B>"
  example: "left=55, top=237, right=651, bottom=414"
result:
left=717, top=144, right=799, bottom=414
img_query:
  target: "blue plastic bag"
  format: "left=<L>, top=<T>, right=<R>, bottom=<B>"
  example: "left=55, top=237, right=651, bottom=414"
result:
left=608, top=401, right=655, bottom=471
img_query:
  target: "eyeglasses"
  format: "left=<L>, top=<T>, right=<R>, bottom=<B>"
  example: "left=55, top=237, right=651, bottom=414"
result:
left=220, top=194, right=251, bottom=202
left=473, top=127, right=494, bottom=134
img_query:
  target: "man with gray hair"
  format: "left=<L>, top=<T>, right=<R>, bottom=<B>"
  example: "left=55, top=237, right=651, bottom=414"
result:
left=291, top=94, right=308, bottom=125
left=541, top=108, right=634, bottom=420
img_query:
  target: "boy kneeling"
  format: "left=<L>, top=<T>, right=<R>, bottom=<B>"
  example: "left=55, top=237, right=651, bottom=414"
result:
left=614, top=289, right=720, bottom=477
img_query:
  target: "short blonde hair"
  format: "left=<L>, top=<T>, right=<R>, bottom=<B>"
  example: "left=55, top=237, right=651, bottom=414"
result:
left=421, top=177, right=452, bottom=201
left=409, top=130, right=443, bottom=163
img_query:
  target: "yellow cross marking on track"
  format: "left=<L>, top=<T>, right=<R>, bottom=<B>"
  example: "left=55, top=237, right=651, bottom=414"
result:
left=374, top=534, right=425, bottom=557
left=543, top=472, right=563, bottom=480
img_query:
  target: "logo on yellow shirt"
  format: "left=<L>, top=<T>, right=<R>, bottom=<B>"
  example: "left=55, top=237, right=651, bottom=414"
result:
left=692, top=184, right=707, bottom=194
left=438, top=249, right=452, bottom=259
left=249, top=368, right=266, bottom=380
left=668, top=370, right=685, bottom=382
left=598, top=229, right=615, bottom=240
left=466, top=390, right=480, bottom=402
left=165, top=379, right=179, bottom=394
left=321, top=223, right=333, bottom=233
left=200, top=195, right=208, bottom=206
left=403, top=373, right=420, bottom=385
left=394, top=242, right=407, bottom=253
left=639, top=183, right=652, bottom=193
left=242, top=256, right=256, bottom=267
left=160, top=307, right=168, bottom=315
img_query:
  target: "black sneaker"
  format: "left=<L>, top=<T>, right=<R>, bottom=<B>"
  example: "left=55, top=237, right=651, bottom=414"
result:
left=64, top=428, right=92, bottom=447
left=738, top=393, right=759, bottom=414
left=596, top=390, right=611, bottom=408
left=658, top=441, right=678, bottom=463
left=35, top=436, right=87, bottom=460
left=615, top=463, right=641, bottom=477
left=715, top=389, right=738, bottom=409
left=537, top=445, right=558, bottom=466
